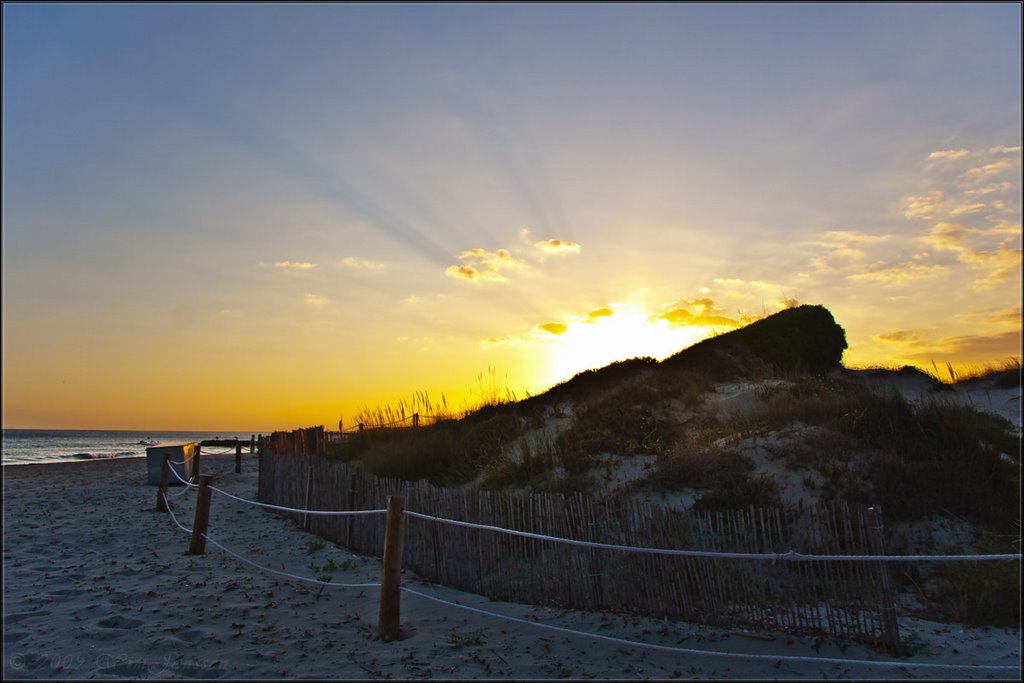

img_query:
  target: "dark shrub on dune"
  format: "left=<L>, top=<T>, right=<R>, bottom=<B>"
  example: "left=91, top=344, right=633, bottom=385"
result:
left=664, top=304, right=848, bottom=377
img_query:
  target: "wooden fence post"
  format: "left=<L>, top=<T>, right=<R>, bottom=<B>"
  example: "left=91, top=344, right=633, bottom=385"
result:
left=412, top=413, right=419, bottom=428
left=378, top=494, right=406, bottom=642
left=250, top=434, right=256, bottom=454
left=235, top=441, right=242, bottom=474
left=867, top=506, right=900, bottom=655
left=346, top=473, right=358, bottom=547
left=303, top=458, right=313, bottom=531
left=192, top=445, right=202, bottom=483
left=187, top=475, right=214, bottom=555
left=154, top=454, right=170, bottom=512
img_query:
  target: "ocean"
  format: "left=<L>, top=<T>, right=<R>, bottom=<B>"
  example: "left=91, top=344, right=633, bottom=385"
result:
left=1, top=429, right=262, bottom=466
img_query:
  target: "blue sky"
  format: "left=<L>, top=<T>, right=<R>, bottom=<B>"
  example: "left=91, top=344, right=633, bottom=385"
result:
left=3, top=3, right=1021, bottom=430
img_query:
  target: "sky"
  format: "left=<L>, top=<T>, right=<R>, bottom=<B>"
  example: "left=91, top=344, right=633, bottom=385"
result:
left=2, top=3, right=1021, bottom=432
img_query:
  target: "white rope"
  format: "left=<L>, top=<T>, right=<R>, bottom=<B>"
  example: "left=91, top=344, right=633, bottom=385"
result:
left=404, top=511, right=1022, bottom=562
left=201, top=533, right=381, bottom=589
left=400, top=587, right=1020, bottom=672
left=166, top=482, right=193, bottom=498
left=167, top=452, right=194, bottom=466
left=167, top=465, right=198, bottom=487
left=162, top=493, right=192, bottom=534
left=161, top=495, right=376, bottom=588
left=208, top=485, right=387, bottom=517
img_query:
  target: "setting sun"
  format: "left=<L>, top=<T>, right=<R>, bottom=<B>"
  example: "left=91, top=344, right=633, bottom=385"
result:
left=540, top=305, right=719, bottom=389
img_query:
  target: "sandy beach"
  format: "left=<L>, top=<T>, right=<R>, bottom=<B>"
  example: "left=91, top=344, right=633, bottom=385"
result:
left=3, top=453, right=1020, bottom=680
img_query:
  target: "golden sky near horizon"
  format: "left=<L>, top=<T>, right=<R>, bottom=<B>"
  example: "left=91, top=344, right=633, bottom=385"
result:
left=2, top=4, right=1021, bottom=431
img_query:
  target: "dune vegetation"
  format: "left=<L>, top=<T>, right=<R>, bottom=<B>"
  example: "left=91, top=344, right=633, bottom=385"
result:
left=326, top=305, right=1021, bottom=624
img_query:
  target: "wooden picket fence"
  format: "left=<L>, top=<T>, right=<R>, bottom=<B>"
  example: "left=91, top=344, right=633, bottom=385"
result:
left=257, top=426, right=899, bottom=649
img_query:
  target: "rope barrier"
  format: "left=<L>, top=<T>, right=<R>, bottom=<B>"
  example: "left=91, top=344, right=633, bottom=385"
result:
left=201, top=533, right=381, bottom=590
left=162, top=493, right=192, bottom=534
left=167, top=452, right=195, bottom=466
left=400, top=587, right=1020, bottom=672
left=167, top=465, right=198, bottom=487
left=161, top=492, right=378, bottom=590
left=166, top=482, right=193, bottom=498
left=173, top=483, right=1018, bottom=562
left=207, top=485, right=387, bottom=517
left=404, top=511, right=1023, bottom=562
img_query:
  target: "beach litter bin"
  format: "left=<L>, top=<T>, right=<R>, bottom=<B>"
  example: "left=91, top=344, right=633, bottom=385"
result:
left=146, top=442, right=199, bottom=485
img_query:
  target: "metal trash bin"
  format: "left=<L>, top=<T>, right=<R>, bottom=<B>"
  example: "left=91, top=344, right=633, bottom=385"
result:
left=146, top=442, right=199, bottom=485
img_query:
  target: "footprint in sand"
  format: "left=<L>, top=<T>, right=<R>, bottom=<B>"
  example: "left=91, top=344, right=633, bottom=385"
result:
left=97, top=615, right=145, bottom=630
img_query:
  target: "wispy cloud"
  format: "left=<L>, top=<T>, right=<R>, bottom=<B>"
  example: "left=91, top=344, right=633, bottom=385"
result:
left=848, top=263, right=949, bottom=284
left=712, top=277, right=784, bottom=292
left=952, top=306, right=1023, bottom=326
left=445, top=247, right=527, bottom=283
left=304, top=293, right=329, bottom=306
left=341, top=256, right=384, bottom=271
left=921, top=222, right=1023, bottom=290
left=873, top=330, right=922, bottom=343
left=922, top=222, right=973, bottom=251
left=822, top=230, right=893, bottom=245
left=445, top=264, right=492, bottom=282
left=948, top=202, right=986, bottom=216
left=803, top=230, right=895, bottom=263
left=534, top=238, right=582, bottom=255
left=266, top=260, right=318, bottom=270
left=956, top=243, right=1022, bottom=290
left=888, top=329, right=1022, bottom=364
left=960, top=158, right=1014, bottom=181
left=965, top=182, right=1012, bottom=196
left=903, top=191, right=945, bottom=220
left=927, top=149, right=970, bottom=161
left=481, top=336, right=519, bottom=347
left=858, top=145, right=1024, bottom=293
